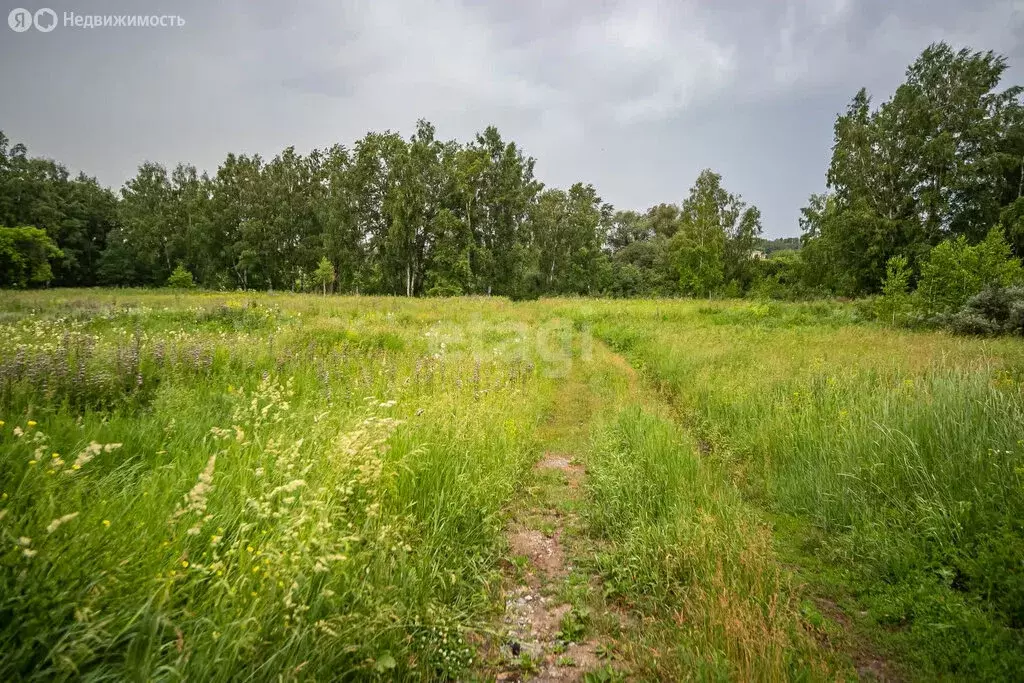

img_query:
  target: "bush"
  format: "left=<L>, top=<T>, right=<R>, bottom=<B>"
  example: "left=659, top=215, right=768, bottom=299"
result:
left=947, top=286, right=1024, bottom=336
left=425, top=282, right=463, bottom=297
left=875, top=255, right=914, bottom=325
left=918, top=228, right=1023, bottom=314
left=166, top=264, right=196, bottom=289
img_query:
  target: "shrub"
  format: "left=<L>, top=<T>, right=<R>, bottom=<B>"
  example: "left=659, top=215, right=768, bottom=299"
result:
left=425, top=282, right=463, bottom=297
left=947, top=286, right=1024, bottom=336
left=875, top=254, right=914, bottom=325
left=166, top=264, right=196, bottom=289
left=918, top=228, right=1023, bottom=314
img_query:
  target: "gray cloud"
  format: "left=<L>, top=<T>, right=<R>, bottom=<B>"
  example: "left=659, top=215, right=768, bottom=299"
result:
left=1, top=0, right=1022, bottom=237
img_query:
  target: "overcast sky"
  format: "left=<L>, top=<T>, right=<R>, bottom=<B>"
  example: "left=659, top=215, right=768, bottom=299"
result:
left=1, top=0, right=1022, bottom=237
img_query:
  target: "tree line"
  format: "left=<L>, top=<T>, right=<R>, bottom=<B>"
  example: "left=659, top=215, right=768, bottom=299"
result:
left=1, top=42, right=1022, bottom=301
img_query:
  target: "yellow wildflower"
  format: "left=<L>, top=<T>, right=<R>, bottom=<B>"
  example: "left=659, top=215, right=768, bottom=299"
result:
left=181, top=561, right=189, bottom=568
left=27, top=420, right=37, bottom=428
left=102, top=519, right=111, bottom=527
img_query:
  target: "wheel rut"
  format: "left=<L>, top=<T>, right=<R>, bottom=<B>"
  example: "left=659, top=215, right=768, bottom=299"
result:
left=493, top=453, right=603, bottom=682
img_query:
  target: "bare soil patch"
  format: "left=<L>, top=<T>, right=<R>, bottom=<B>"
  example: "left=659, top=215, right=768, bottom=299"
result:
left=508, top=527, right=566, bottom=581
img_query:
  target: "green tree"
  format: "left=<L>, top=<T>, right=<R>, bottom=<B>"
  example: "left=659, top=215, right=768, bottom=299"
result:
left=312, top=255, right=335, bottom=295
left=531, top=184, right=606, bottom=295
left=104, top=162, right=174, bottom=285
left=0, top=226, right=63, bottom=288
left=0, top=132, right=118, bottom=286
left=424, top=209, right=471, bottom=296
left=876, top=255, right=914, bottom=324
left=670, top=170, right=760, bottom=297
left=806, top=43, right=1024, bottom=295
left=470, top=126, right=541, bottom=296
left=166, top=263, right=196, bottom=289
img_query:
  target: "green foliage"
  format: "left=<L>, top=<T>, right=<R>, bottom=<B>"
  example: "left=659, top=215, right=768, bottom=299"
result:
left=2, top=126, right=771, bottom=299
left=670, top=169, right=761, bottom=297
left=166, top=263, right=196, bottom=289
left=0, top=133, right=117, bottom=287
left=557, top=607, right=589, bottom=642
left=748, top=251, right=816, bottom=300
left=312, top=255, right=335, bottom=295
left=918, top=228, right=1023, bottom=314
left=0, top=226, right=63, bottom=288
left=582, top=664, right=627, bottom=682
left=802, top=42, right=1024, bottom=296
left=947, top=285, right=1024, bottom=335
left=755, top=236, right=801, bottom=254
left=875, top=254, right=914, bottom=324
left=1000, top=197, right=1024, bottom=258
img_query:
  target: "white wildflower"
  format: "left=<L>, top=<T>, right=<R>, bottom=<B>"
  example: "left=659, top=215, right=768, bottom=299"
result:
left=46, top=512, right=80, bottom=534
left=69, top=442, right=105, bottom=472
left=172, top=453, right=217, bottom=522
left=269, top=479, right=306, bottom=497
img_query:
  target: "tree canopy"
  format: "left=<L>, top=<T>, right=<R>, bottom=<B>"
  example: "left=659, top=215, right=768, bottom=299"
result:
left=804, top=43, right=1024, bottom=295
left=1, top=42, right=1021, bottom=301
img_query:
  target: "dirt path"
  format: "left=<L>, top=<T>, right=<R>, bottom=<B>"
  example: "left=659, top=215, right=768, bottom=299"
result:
left=482, top=342, right=633, bottom=681
left=494, top=452, right=602, bottom=681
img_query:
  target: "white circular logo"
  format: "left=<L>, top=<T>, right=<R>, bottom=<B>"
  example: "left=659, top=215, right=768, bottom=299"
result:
left=8, top=8, right=32, bottom=32
left=33, top=8, right=57, bottom=32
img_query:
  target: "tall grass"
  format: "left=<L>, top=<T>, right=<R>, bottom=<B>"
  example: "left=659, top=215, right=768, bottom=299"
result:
left=581, top=407, right=828, bottom=681
left=0, top=291, right=549, bottom=680
left=6, top=291, right=1022, bottom=679
left=572, top=298, right=1024, bottom=678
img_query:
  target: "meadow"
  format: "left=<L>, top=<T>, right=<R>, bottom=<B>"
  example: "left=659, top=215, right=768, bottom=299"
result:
left=0, top=291, right=1022, bottom=681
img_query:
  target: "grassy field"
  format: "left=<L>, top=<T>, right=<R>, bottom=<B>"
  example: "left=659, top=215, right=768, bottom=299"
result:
left=0, top=291, right=1021, bottom=681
